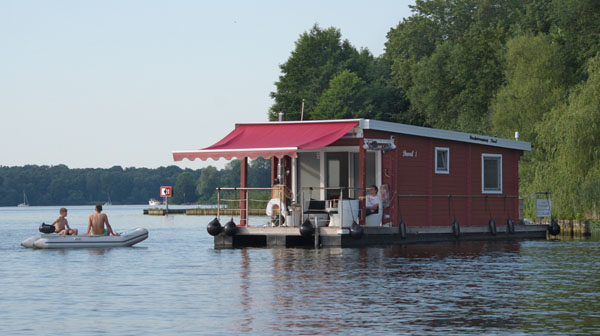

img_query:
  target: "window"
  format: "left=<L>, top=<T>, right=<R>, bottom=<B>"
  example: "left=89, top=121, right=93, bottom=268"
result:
left=435, top=147, right=449, bottom=174
left=482, top=154, right=502, bottom=193
left=298, top=152, right=321, bottom=199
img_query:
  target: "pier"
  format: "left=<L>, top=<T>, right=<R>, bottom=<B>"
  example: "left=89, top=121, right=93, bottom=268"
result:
left=555, top=219, right=592, bottom=237
left=143, top=208, right=265, bottom=216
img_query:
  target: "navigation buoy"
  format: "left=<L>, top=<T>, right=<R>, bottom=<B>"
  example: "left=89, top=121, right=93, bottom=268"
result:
left=452, top=220, right=460, bottom=238
left=489, top=219, right=497, bottom=236
left=300, top=219, right=314, bottom=237
left=223, top=218, right=237, bottom=236
left=547, top=219, right=560, bottom=236
left=506, top=218, right=515, bottom=234
left=206, top=217, right=222, bottom=236
left=350, top=221, right=363, bottom=239
left=399, top=220, right=407, bottom=239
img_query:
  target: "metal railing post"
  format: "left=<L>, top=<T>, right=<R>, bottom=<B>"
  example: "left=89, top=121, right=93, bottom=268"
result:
left=217, top=188, right=221, bottom=221
left=246, top=190, right=249, bottom=226
left=340, top=188, right=344, bottom=228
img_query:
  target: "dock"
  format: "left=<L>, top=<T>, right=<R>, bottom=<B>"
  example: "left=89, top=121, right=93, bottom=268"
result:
left=143, top=208, right=265, bottom=216
left=556, top=219, right=592, bottom=237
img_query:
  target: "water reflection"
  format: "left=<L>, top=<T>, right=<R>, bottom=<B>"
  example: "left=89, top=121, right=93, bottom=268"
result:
left=88, top=248, right=109, bottom=256
left=228, top=239, right=600, bottom=335
left=237, top=248, right=253, bottom=333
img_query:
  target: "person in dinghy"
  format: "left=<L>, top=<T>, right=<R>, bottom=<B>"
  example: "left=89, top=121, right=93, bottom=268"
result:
left=53, top=208, right=78, bottom=235
left=86, top=204, right=120, bottom=236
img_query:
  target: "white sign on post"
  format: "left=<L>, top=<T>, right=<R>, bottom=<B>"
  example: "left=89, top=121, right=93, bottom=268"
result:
left=535, top=198, right=552, bottom=217
left=160, top=186, right=172, bottom=197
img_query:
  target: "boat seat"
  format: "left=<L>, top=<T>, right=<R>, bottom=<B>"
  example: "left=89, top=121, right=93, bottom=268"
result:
left=365, top=202, right=383, bottom=227
left=303, top=199, right=328, bottom=226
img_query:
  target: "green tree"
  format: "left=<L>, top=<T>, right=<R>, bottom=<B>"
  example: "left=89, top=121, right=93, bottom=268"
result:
left=490, top=33, right=567, bottom=144
left=248, top=158, right=271, bottom=187
left=386, top=0, right=524, bottom=133
left=269, top=24, right=366, bottom=121
left=549, top=0, right=600, bottom=82
left=535, top=54, right=600, bottom=217
left=196, top=166, right=219, bottom=203
left=173, top=172, right=197, bottom=204
left=311, top=70, right=372, bottom=120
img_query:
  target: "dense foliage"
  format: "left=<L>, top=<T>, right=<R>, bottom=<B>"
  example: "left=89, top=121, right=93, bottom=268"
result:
left=0, top=158, right=271, bottom=206
left=270, top=0, right=600, bottom=218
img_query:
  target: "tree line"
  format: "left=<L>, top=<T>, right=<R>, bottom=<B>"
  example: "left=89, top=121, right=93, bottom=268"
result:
left=269, top=0, right=600, bottom=219
left=0, top=158, right=270, bottom=206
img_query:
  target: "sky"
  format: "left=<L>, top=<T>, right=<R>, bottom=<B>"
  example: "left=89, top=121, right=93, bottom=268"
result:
left=0, top=0, right=415, bottom=170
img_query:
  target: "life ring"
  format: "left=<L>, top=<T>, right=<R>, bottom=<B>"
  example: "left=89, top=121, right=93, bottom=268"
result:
left=266, top=198, right=286, bottom=216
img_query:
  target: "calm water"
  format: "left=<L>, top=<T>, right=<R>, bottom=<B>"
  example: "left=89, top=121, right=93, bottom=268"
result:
left=1, top=205, right=599, bottom=335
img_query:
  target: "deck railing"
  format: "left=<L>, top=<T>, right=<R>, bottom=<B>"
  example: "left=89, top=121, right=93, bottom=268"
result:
left=215, top=187, right=285, bottom=226
left=214, top=185, right=524, bottom=227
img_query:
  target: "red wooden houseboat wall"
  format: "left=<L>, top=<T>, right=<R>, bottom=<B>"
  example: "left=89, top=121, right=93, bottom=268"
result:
left=360, top=129, right=522, bottom=229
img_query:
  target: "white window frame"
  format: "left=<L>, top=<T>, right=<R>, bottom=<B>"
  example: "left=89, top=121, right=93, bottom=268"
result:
left=481, top=154, right=502, bottom=194
left=435, top=147, right=450, bottom=174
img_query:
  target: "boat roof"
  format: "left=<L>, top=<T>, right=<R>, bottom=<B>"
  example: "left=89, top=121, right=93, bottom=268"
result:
left=173, top=118, right=530, bottom=162
left=235, top=119, right=532, bottom=151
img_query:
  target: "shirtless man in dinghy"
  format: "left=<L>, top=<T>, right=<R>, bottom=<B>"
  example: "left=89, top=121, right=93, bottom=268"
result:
left=86, top=204, right=120, bottom=236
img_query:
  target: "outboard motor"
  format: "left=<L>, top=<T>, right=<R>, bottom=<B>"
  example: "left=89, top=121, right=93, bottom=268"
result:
left=206, top=217, right=222, bottom=236
left=350, top=221, right=363, bottom=240
left=547, top=218, right=560, bottom=236
left=223, top=218, right=237, bottom=236
left=39, top=223, right=55, bottom=234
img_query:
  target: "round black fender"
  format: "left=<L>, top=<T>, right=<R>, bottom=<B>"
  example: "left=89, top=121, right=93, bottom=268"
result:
left=399, top=220, right=407, bottom=239
left=452, top=220, right=460, bottom=238
left=488, top=219, right=497, bottom=236
left=206, top=217, right=223, bottom=236
left=350, top=221, right=364, bottom=240
left=299, top=219, right=314, bottom=237
left=506, top=218, right=515, bottom=234
left=547, top=219, right=560, bottom=236
left=223, top=218, right=237, bottom=236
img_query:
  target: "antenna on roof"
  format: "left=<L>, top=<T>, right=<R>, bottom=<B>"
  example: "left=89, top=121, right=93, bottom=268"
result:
left=300, top=99, right=305, bottom=121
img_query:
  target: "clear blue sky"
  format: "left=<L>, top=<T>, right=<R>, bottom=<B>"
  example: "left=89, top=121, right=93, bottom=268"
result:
left=0, top=0, right=414, bottom=169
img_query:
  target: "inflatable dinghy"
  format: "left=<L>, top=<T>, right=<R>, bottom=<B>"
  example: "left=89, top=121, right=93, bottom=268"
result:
left=21, top=227, right=148, bottom=249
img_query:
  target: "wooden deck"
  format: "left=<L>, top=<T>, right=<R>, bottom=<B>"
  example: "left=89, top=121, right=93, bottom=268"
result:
left=213, top=223, right=549, bottom=248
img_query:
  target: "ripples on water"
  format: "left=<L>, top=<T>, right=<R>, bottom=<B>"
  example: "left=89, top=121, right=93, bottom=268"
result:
left=0, top=206, right=598, bottom=335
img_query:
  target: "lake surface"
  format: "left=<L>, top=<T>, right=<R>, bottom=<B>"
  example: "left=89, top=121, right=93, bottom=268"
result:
left=1, top=205, right=599, bottom=335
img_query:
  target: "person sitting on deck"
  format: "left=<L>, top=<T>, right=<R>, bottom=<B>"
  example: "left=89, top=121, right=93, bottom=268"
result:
left=365, top=185, right=380, bottom=216
left=53, top=207, right=78, bottom=235
left=87, top=204, right=120, bottom=236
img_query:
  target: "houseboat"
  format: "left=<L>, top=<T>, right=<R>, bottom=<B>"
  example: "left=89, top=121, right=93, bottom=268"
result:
left=173, top=119, right=549, bottom=248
